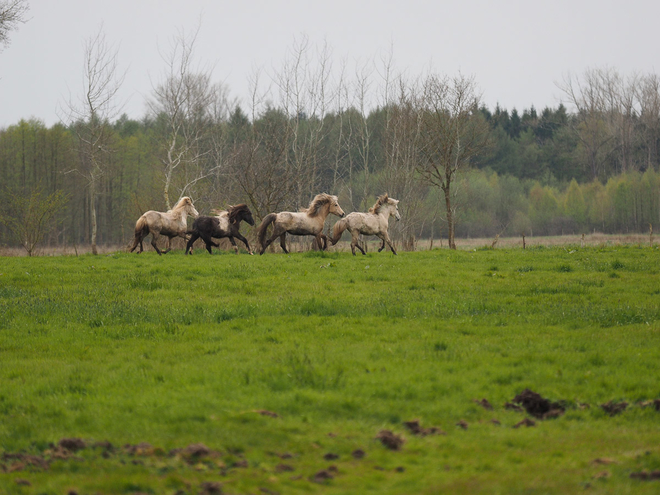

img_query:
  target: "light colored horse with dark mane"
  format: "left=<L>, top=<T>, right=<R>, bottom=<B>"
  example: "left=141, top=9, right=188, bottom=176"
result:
left=129, top=196, right=199, bottom=255
left=330, top=193, right=400, bottom=255
left=257, top=193, right=345, bottom=255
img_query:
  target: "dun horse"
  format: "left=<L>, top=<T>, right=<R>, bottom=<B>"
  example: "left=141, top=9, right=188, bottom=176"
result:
left=257, top=193, right=345, bottom=255
left=185, top=204, right=255, bottom=255
left=330, top=194, right=400, bottom=255
left=129, top=197, right=199, bottom=255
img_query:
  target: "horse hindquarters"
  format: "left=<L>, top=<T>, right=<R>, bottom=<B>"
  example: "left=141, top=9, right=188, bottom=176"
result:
left=130, top=216, right=150, bottom=253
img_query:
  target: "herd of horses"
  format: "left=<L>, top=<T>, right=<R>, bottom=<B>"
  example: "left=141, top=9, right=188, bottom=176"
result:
left=128, top=193, right=401, bottom=256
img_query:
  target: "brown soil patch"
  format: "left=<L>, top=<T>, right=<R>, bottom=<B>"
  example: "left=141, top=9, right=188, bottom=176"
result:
left=323, top=453, right=339, bottom=460
left=311, top=469, right=334, bottom=483
left=376, top=430, right=404, bottom=450
left=490, top=419, right=501, bottom=425
left=638, top=399, right=660, bottom=411
left=474, top=398, right=493, bottom=410
left=456, top=420, right=469, bottom=430
left=184, top=443, right=211, bottom=457
left=630, top=470, right=660, bottom=480
left=512, top=389, right=565, bottom=419
left=592, top=458, right=617, bottom=465
left=124, top=442, right=154, bottom=456
left=275, top=464, right=295, bottom=473
left=403, top=420, right=445, bottom=436
left=504, top=402, right=524, bottom=412
left=601, top=400, right=628, bottom=416
left=352, top=449, right=366, bottom=459
left=255, top=409, right=279, bottom=418
left=2, top=453, right=50, bottom=471
left=200, top=481, right=223, bottom=494
left=513, top=418, right=536, bottom=428
left=59, top=438, right=86, bottom=452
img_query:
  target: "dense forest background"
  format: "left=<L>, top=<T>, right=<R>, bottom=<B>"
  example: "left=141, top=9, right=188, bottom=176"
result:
left=1, top=34, right=659, bottom=251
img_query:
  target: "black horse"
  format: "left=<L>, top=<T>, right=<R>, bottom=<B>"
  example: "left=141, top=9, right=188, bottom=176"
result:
left=185, top=204, right=255, bottom=255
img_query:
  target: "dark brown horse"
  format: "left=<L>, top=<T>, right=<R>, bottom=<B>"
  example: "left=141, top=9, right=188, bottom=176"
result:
left=185, top=204, right=255, bottom=255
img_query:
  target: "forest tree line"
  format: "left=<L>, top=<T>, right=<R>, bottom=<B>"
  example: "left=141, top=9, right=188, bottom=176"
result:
left=1, top=32, right=659, bottom=251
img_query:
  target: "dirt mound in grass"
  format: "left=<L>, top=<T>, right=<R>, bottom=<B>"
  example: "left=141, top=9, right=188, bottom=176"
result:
left=474, top=398, right=493, bottom=410
left=2, top=453, right=50, bottom=471
left=376, top=430, right=404, bottom=450
left=58, top=438, right=86, bottom=452
left=311, top=469, right=334, bottom=483
left=403, top=420, right=446, bottom=436
left=352, top=449, right=366, bottom=459
left=601, top=400, right=628, bottom=416
left=512, top=389, right=565, bottom=419
left=630, top=470, right=660, bottom=480
left=200, top=481, right=223, bottom=494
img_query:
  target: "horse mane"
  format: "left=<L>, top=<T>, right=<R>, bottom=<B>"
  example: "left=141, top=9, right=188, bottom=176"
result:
left=228, top=204, right=250, bottom=224
left=368, top=194, right=390, bottom=214
left=305, top=193, right=335, bottom=218
left=172, top=196, right=192, bottom=212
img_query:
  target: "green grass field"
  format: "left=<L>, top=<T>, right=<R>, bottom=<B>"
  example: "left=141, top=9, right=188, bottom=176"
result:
left=1, top=246, right=660, bottom=494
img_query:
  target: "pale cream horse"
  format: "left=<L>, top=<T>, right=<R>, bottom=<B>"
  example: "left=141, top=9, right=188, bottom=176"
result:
left=129, top=197, right=199, bottom=255
left=257, top=193, right=345, bottom=254
left=330, top=194, right=400, bottom=255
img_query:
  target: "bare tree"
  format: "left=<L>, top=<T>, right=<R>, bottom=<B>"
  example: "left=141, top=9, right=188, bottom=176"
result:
left=0, top=186, right=69, bottom=256
left=379, top=77, right=425, bottom=249
left=558, top=68, right=632, bottom=179
left=0, top=0, right=28, bottom=51
left=228, top=68, right=293, bottom=220
left=62, top=27, right=125, bottom=255
left=635, top=73, right=660, bottom=170
left=416, top=73, right=490, bottom=250
left=149, top=25, right=233, bottom=209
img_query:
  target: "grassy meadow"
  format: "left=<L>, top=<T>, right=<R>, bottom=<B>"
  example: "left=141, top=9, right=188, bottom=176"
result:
left=1, top=245, right=660, bottom=494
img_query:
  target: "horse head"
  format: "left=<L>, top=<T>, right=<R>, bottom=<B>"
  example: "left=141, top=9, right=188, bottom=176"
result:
left=391, top=199, right=401, bottom=221
left=178, top=196, right=199, bottom=218
left=328, top=195, right=345, bottom=218
left=230, top=204, right=255, bottom=226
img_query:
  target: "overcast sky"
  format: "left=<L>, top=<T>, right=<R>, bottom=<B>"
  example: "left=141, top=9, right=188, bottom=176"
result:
left=0, top=0, right=658, bottom=128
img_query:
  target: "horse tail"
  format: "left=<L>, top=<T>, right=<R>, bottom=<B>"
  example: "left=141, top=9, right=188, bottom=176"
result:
left=331, top=217, right=348, bottom=245
left=129, top=215, right=150, bottom=252
left=135, top=216, right=149, bottom=237
left=257, top=213, right=277, bottom=249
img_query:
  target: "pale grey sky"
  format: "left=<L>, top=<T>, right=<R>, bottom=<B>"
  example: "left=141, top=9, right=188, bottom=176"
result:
left=0, top=0, right=658, bottom=127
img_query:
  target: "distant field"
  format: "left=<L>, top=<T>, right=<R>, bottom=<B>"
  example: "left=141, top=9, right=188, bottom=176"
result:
left=1, top=247, right=660, bottom=494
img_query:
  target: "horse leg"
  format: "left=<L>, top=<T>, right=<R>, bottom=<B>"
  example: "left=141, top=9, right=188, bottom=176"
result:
left=161, top=236, right=173, bottom=254
left=279, top=234, right=289, bottom=254
left=234, top=232, right=253, bottom=255
left=260, top=225, right=283, bottom=254
left=150, top=233, right=163, bottom=255
left=228, top=236, right=239, bottom=254
left=198, top=233, right=216, bottom=254
left=317, top=233, right=329, bottom=251
left=350, top=230, right=365, bottom=255
left=185, top=232, right=200, bottom=255
left=378, top=232, right=397, bottom=255
left=378, top=239, right=386, bottom=252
